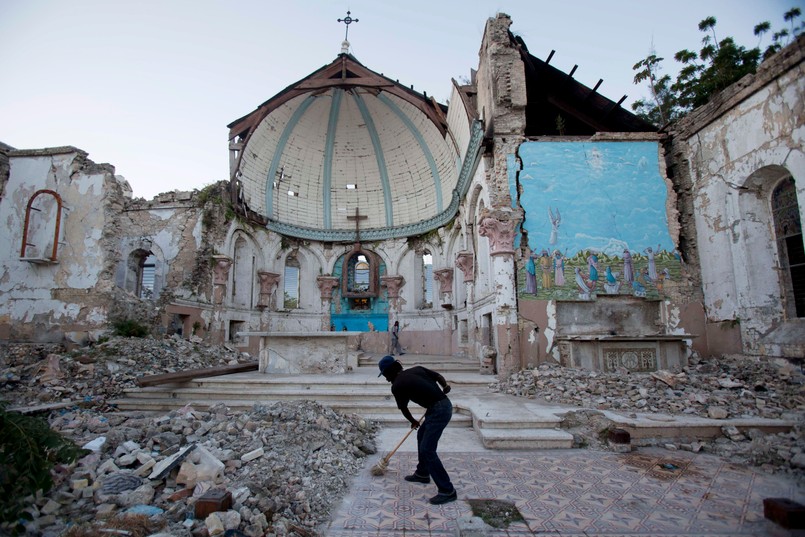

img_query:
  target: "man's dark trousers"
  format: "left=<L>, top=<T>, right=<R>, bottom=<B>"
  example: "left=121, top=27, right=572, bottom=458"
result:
left=415, top=398, right=454, bottom=493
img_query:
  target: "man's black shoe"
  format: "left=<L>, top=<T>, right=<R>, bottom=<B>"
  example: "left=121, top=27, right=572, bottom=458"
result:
left=429, top=490, right=457, bottom=505
left=404, top=473, right=430, bottom=484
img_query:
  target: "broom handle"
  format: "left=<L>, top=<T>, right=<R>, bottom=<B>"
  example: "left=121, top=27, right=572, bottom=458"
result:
left=383, top=414, right=425, bottom=463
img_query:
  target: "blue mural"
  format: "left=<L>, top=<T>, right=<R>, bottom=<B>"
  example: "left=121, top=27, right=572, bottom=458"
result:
left=512, top=141, right=679, bottom=300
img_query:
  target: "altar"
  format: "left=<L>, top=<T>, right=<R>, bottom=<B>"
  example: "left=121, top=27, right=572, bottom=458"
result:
left=240, top=332, right=362, bottom=374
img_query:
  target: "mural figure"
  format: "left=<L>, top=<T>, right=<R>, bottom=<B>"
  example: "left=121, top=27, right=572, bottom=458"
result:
left=644, top=245, right=659, bottom=280
left=604, top=266, right=620, bottom=294
left=539, top=250, right=552, bottom=289
left=632, top=277, right=647, bottom=297
left=656, top=268, right=671, bottom=293
left=525, top=251, right=537, bottom=294
left=553, top=250, right=565, bottom=286
left=574, top=267, right=596, bottom=299
left=548, top=207, right=561, bottom=245
left=622, top=249, right=634, bottom=283
left=587, top=253, right=599, bottom=282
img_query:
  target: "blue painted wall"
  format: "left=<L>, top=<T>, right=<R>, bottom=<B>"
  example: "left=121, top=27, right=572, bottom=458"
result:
left=512, top=141, right=679, bottom=300
left=329, top=253, right=390, bottom=332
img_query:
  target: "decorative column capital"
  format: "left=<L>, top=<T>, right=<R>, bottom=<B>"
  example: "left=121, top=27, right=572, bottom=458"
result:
left=478, top=215, right=516, bottom=255
left=257, top=271, right=280, bottom=309
left=212, top=255, right=233, bottom=285
left=380, top=275, right=405, bottom=298
left=456, top=251, right=474, bottom=282
left=433, top=268, right=454, bottom=294
left=316, top=275, right=340, bottom=299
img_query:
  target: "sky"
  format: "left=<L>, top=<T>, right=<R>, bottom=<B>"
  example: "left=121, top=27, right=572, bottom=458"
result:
left=1, top=0, right=800, bottom=199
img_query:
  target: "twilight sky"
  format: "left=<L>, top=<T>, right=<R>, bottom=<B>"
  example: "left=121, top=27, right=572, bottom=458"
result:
left=0, top=0, right=799, bottom=198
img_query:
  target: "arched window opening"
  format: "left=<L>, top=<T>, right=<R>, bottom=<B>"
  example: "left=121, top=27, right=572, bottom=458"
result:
left=341, top=247, right=378, bottom=298
left=772, top=176, right=804, bottom=317
left=21, top=189, right=64, bottom=263
left=140, top=254, right=156, bottom=299
left=232, top=236, right=255, bottom=308
left=283, top=256, right=300, bottom=309
left=422, top=250, right=434, bottom=309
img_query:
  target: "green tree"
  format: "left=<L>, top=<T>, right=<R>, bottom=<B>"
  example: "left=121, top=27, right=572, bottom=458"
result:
left=632, top=53, right=678, bottom=125
left=632, top=9, right=802, bottom=126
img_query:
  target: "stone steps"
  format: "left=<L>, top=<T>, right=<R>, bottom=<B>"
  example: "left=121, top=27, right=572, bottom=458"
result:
left=112, top=354, right=573, bottom=450
left=358, top=354, right=480, bottom=372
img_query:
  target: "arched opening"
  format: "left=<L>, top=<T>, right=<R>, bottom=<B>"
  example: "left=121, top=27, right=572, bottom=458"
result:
left=283, top=255, right=300, bottom=310
left=772, top=176, right=804, bottom=317
left=232, top=236, right=256, bottom=308
left=124, top=249, right=155, bottom=299
left=21, top=189, right=64, bottom=263
left=140, top=254, right=156, bottom=299
left=421, top=250, right=434, bottom=309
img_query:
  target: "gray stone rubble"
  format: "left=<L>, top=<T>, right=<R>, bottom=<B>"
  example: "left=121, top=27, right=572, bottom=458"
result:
left=2, top=337, right=804, bottom=535
left=0, top=337, right=377, bottom=536
left=492, top=353, right=805, bottom=483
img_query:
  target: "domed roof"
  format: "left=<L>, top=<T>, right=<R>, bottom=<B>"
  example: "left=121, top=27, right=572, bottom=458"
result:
left=228, top=54, right=462, bottom=242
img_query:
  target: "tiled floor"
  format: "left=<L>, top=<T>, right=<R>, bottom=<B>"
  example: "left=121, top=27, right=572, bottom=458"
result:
left=325, top=447, right=804, bottom=536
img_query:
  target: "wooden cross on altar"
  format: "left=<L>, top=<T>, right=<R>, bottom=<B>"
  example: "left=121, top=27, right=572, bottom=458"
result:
left=347, top=207, right=367, bottom=244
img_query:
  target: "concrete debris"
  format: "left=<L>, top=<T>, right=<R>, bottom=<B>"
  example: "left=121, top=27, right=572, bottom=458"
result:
left=493, top=354, right=805, bottom=484
left=0, top=335, right=248, bottom=409
left=0, top=337, right=378, bottom=536
left=6, top=400, right=376, bottom=536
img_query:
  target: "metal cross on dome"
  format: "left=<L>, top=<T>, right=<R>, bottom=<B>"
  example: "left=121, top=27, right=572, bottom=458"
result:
left=337, top=10, right=359, bottom=41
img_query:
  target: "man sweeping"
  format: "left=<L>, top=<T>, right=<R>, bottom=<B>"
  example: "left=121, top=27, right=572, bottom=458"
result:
left=377, top=355, right=457, bottom=505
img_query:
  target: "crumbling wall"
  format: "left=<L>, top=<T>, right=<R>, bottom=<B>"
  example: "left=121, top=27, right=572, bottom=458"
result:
left=0, top=147, right=128, bottom=342
left=665, top=35, right=805, bottom=357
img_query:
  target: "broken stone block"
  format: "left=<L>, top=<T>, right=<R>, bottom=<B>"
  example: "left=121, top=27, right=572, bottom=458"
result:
left=707, top=406, right=729, bottom=419
left=241, top=447, right=264, bottom=462
left=205, top=512, right=225, bottom=535
left=176, top=445, right=225, bottom=487
left=40, top=499, right=61, bottom=515
left=134, top=458, right=156, bottom=477
left=117, top=483, right=155, bottom=508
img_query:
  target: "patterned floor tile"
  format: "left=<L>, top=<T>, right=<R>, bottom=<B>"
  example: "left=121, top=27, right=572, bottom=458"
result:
left=322, top=447, right=804, bottom=536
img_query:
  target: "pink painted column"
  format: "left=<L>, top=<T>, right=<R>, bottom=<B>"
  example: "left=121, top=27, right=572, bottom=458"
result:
left=257, top=271, right=280, bottom=310
left=317, top=276, right=340, bottom=331
left=433, top=268, right=454, bottom=308
left=478, top=212, right=522, bottom=377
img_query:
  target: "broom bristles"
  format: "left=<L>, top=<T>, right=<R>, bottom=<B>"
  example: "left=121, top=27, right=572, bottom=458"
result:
left=370, top=457, right=389, bottom=476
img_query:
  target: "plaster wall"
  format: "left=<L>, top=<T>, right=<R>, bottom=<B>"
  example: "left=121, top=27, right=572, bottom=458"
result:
left=675, top=39, right=805, bottom=355
left=0, top=150, right=120, bottom=341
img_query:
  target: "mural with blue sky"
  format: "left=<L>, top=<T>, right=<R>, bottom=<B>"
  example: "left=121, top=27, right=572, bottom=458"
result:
left=510, top=141, right=679, bottom=300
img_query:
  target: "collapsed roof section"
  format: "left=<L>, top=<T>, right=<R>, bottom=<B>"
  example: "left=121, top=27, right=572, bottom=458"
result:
left=510, top=34, right=657, bottom=136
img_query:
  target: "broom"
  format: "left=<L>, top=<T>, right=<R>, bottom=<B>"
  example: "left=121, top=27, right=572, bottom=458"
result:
left=370, top=415, right=424, bottom=476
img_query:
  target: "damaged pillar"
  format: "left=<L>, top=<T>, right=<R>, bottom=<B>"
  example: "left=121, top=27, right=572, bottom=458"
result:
left=316, top=276, right=339, bottom=331
left=211, top=255, right=232, bottom=344
left=478, top=211, right=522, bottom=378
left=380, top=274, right=405, bottom=324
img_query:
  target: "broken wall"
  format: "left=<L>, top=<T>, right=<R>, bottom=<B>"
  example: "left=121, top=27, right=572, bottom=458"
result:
left=666, top=35, right=805, bottom=358
left=0, top=147, right=128, bottom=342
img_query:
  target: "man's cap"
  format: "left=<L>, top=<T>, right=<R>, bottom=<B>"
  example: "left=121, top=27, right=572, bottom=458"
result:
left=378, top=355, right=396, bottom=377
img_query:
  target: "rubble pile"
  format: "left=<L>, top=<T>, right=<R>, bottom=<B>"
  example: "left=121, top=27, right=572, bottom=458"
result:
left=0, top=335, right=248, bottom=408
left=493, top=354, right=805, bottom=481
left=0, top=337, right=377, bottom=536
left=11, top=401, right=377, bottom=537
